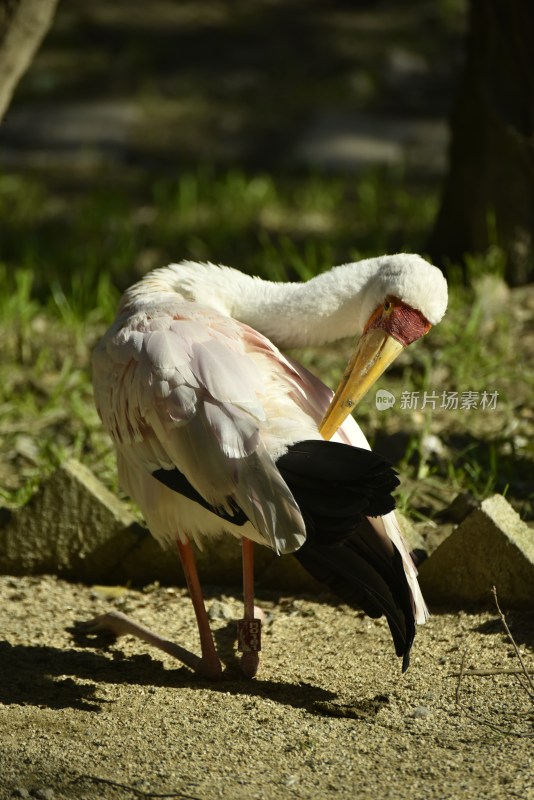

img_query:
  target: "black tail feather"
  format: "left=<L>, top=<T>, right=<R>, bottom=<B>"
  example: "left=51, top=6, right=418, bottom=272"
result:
left=277, top=440, right=399, bottom=543
left=277, top=440, right=416, bottom=670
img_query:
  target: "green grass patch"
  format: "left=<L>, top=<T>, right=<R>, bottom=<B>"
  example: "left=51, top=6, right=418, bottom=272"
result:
left=0, top=166, right=532, bottom=521
left=0, top=165, right=436, bottom=313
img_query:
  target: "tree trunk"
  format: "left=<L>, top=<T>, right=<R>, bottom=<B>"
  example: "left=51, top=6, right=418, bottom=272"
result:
left=429, top=0, right=534, bottom=286
left=0, top=0, right=59, bottom=123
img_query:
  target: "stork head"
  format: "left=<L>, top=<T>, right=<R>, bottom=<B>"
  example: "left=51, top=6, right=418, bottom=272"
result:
left=320, top=254, right=448, bottom=439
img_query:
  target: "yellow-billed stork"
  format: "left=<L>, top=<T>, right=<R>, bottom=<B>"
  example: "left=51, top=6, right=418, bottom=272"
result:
left=80, top=254, right=447, bottom=679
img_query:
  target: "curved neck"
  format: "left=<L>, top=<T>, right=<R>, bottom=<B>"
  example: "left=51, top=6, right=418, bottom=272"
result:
left=135, top=261, right=381, bottom=349
left=234, top=268, right=375, bottom=348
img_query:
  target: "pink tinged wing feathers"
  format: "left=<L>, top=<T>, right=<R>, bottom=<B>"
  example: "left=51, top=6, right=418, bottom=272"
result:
left=232, top=446, right=306, bottom=555
left=191, top=339, right=266, bottom=422
left=203, top=401, right=260, bottom=459
left=143, top=329, right=200, bottom=388
left=282, top=354, right=371, bottom=450
left=92, top=307, right=307, bottom=554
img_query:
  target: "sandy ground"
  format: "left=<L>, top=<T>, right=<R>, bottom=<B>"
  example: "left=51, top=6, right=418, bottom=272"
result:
left=1, top=575, right=533, bottom=800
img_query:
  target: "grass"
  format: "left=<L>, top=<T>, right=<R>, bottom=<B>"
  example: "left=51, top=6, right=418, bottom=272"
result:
left=0, top=166, right=532, bottom=522
left=0, top=165, right=436, bottom=303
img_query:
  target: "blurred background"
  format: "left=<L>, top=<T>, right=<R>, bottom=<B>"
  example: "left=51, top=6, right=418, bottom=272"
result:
left=1, top=0, right=533, bottom=534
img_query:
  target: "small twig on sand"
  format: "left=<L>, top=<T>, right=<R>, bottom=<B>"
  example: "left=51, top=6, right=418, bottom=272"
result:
left=451, top=668, right=534, bottom=677
left=455, top=647, right=469, bottom=707
left=491, top=585, right=534, bottom=699
left=454, top=651, right=534, bottom=737
left=453, top=647, right=502, bottom=733
left=453, top=588, right=534, bottom=737
left=70, top=775, right=202, bottom=799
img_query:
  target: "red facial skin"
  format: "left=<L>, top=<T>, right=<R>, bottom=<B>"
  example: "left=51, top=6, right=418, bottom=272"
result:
left=364, top=296, right=432, bottom=346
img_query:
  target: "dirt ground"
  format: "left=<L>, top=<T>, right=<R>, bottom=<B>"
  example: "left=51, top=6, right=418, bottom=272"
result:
left=0, top=575, right=533, bottom=800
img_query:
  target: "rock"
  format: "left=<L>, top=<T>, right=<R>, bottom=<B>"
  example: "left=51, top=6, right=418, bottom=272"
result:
left=0, top=459, right=131, bottom=579
left=418, top=495, right=534, bottom=607
left=207, top=600, right=235, bottom=621
left=410, top=706, right=431, bottom=719
left=257, top=551, right=323, bottom=593
left=0, top=459, right=174, bottom=584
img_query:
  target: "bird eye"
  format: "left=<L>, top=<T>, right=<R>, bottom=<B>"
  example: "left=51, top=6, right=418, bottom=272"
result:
left=384, top=300, right=391, bottom=313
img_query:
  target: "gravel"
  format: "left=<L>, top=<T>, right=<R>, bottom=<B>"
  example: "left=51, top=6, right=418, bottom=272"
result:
left=1, top=575, right=533, bottom=800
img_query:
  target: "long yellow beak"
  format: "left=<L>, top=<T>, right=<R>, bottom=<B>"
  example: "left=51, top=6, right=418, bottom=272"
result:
left=319, top=328, right=404, bottom=441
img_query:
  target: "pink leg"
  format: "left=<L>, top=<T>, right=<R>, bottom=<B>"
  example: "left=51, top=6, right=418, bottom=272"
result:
left=177, top=539, right=222, bottom=680
left=71, top=539, right=222, bottom=680
left=238, top=537, right=261, bottom=678
left=71, top=610, right=205, bottom=672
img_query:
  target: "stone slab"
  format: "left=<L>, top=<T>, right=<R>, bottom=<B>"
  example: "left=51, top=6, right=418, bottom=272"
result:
left=418, top=494, right=534, bottom=607
left=0, top=459, right=149, bottom=582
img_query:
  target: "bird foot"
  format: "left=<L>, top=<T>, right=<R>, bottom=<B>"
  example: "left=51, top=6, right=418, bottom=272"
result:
left=197, top=655, right=224, bottom=681
left=70, top=610, right=222, bottom=678
left=240, top=651, right=260, bottom=679
left=69, top=611, right=130, bottom=643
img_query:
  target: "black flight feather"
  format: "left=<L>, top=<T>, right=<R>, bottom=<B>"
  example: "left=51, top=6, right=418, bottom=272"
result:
left=276, top=440, right=414, bottom=671
left=152, top=467, right=248, bottom=526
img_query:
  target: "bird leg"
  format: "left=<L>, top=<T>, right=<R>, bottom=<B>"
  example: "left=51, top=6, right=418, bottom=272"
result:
left=71, top=609, right=205, bottom=673
left=71, top=539, right=222, bottom=681
left=176, top=539, right=223, bottom=680
left=237, top=537, right=261, bottom=678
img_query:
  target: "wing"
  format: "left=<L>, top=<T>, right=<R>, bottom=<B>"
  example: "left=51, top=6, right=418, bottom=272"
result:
left=92, top=306, right=306, bottom=555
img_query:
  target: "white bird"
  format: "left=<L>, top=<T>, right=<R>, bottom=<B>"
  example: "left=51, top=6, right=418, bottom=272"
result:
left=81, top=254, right=447, bottom=680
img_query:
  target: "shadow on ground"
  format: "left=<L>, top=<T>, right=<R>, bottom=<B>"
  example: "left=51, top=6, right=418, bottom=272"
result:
left=0, top=639, right=339, bottom=714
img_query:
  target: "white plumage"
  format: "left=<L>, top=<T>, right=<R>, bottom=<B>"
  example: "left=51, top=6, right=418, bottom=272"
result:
left=87, top=254, right=448, bottom=678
